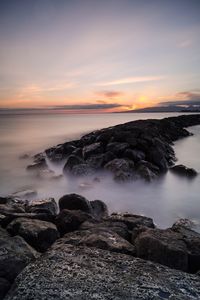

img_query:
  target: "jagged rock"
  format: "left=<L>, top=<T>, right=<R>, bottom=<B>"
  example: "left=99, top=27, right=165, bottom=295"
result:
left=26, top=198, right=58, bottom=216
left=170, top=164, right=198, bottom=178
left=7, top=218, right=59, bottom=252
left=124, top=148, right=145, bottom=162
left=55, top=209, right=93, bottom=236
left=104, top=158, right=135, bottom=181
left=90, top=200, right=108, bottom=220
left=0, top=234, right=38, bottom=282
left=58, top=194, right=92, bottom=213
left=136, top=163, right=157, bottom=181
left=106, top=142, right=129, bottom=157
left=5, top=243, right=200, bottom=300
left=71, top=163, right=94, bottom=176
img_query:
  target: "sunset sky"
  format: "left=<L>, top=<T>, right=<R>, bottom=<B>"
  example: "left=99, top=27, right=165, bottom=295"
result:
left=0, top=0, right=200, bottom=112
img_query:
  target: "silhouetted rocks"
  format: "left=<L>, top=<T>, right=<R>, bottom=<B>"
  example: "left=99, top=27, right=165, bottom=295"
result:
left=31, top=114, right=200, bottom=182
left=170, top=164, right=198, bottom=178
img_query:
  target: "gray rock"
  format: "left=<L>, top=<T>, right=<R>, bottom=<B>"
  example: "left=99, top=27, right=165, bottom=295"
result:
left=63, top=155, right=83, bottom=173
left=71, top=163, right=94, bottom=176
left=90, top=200, right=108, bottom=220
left=5, top=243, right=200, bottom=300
left=7, top=218, right=59, bottom=252
left=108, top=213, right=155, bottom=230
left=82, top=142, right=103, bottom=159
left=0, top=277, right=11, bottom=299
left=0, top=235, right=38, bottom=282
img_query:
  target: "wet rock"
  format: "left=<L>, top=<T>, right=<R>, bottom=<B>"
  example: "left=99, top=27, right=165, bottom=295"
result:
left=170, top=164, right=198, bottom=178
left=55, top=209, right=93, bottom=236
left=26, top=157, right=48, bottom=172
left=0, top=278, right=11, bottom=299
left=104, top=158, right=135, bottom=181
left=5, top=243, right=200, bottom=300
left=0, top=235, right=38, bottom=282
left=106, top=142, right=129, bottom=157
left=90, top=199, right=108, bottom=220
left=71, top=163, right=94, bottom=176
left=136, top=163, right=157, bottom=181
left=63, top=155, right=83, bottom=173
left=0, top=203, right=25, bottom=216
left=46, top=143, right=76, bottom=162
left=58, top=193, right=92, bottom=213
left=7, top=218, right=59, bottom=252
left=26, top=198, right=58, bottom=216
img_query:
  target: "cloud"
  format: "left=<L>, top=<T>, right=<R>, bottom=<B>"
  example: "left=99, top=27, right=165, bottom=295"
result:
left=162, top=91, right=200, bottom=106
left=95, top=90, right=123, bottom=98
left=97, top=76, right=164, bottom=86
left=50, top=103, right=123, bottom=110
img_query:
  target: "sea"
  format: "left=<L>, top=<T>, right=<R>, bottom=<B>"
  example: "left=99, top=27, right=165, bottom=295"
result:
left=0, top=112, right=200, bottom=230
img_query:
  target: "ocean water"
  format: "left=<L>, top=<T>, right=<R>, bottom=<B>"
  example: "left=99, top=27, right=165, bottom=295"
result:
left=0, top=112, right=200, bottom=229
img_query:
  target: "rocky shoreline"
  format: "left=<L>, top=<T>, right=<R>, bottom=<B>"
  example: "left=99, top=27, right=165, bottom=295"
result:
left=0, top=194, right=200, bottom=299
left=27, top=114, right=200, bottom=181
left=1, top=114, right=200, bottom=299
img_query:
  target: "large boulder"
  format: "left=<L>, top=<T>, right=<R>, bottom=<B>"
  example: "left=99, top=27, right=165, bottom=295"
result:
left=5, top=244, right=200, bottom=300
left=0, top=278, right=11, bottom=299
left=7, top=218, right=59, bottom=252
left=107, top=213, right=155, bottom=230
left=63, top=155, right=83, bottom=173
left=104, top=158, right=135, bottom=181
left=58, top=194, right=92, bottom=213
left=0, top=234, right=38, bottom=283
left=55, top=209, right=93, bottom=236
left=134, top=227, right=200, bottom=273
left=124, top=148, right=145, bottom=162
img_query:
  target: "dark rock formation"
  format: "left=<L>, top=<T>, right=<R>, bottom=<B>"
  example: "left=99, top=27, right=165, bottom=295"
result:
left=27, top=114, right=200, bottom=182
left=26, top=198, right=58, bottom=216
left=0, top=278, right=11, bottom=299
left=7, top=218, right=59, bottom=252
left=170, top=164, right=198, bottom=178
left=58, top=193, right=92, bottom=214
left=5, top=244, right=200, bottom=300
left=55, top=209, right=93, bottom=236
left=90, top=199, right=108, bottom=220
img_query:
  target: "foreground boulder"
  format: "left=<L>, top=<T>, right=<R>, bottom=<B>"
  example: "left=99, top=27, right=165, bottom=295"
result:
left=26, top=198, right=58, bottom=216
left=5, top=243, right=200, bottom=300
left=0, top=232, right=38, bottom=283
left=134, top=226, right=200, bottom=273
left=7, top=218, right=59, bottom=252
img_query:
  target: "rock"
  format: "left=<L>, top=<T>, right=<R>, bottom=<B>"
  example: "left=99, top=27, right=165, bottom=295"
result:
left=59, top=228, right=135, bottom=256
left=108, top=213, right=155, bottom=230
left=7, top=218, right=59, bottom=252
left=71, top=163, right=94, bottom=176
left=63, top=155, right=83, bottom=173
left=58, top=193, right=92, bottom=213
left=0, top=197, right=9, bottom=205
left=170, top=164, right=198, bottom=178
left=0, top=278, right=11, bottom=299
left=82, top=142, right=103, bottom=159
left=136, top=163, right=157, bottom=181
left=80, top=220, right=130, bottom=241
left=134, top=228, right=193, bottom=272
left=46, top=143, right=76, bottom=162
left=104, top=158, right=135, bottom=181
left=26, top=157, right=48, bottom=172
left=55, top=209, right=93, bottom=236
left=172, top=224, right=200, bottom=273
left=26, top=198, right=58, bottom=216
left=5, top=244, right=200, bottom=300
left=0, top=235, right=38, bottom=282
left=124, top=148, right=145, bottom=162
left=0, top=203, right=25, bottom=216
left=106, top=142, right=129, bottom=157
left=90, top=200, right=108, bottom=220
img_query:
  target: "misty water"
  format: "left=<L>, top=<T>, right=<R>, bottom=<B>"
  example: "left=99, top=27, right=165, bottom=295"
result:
left=0, top=112, right=200, bottom=230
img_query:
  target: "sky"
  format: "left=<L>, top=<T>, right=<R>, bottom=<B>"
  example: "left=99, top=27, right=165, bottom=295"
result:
left=0, top=0, right=200, bottom=112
